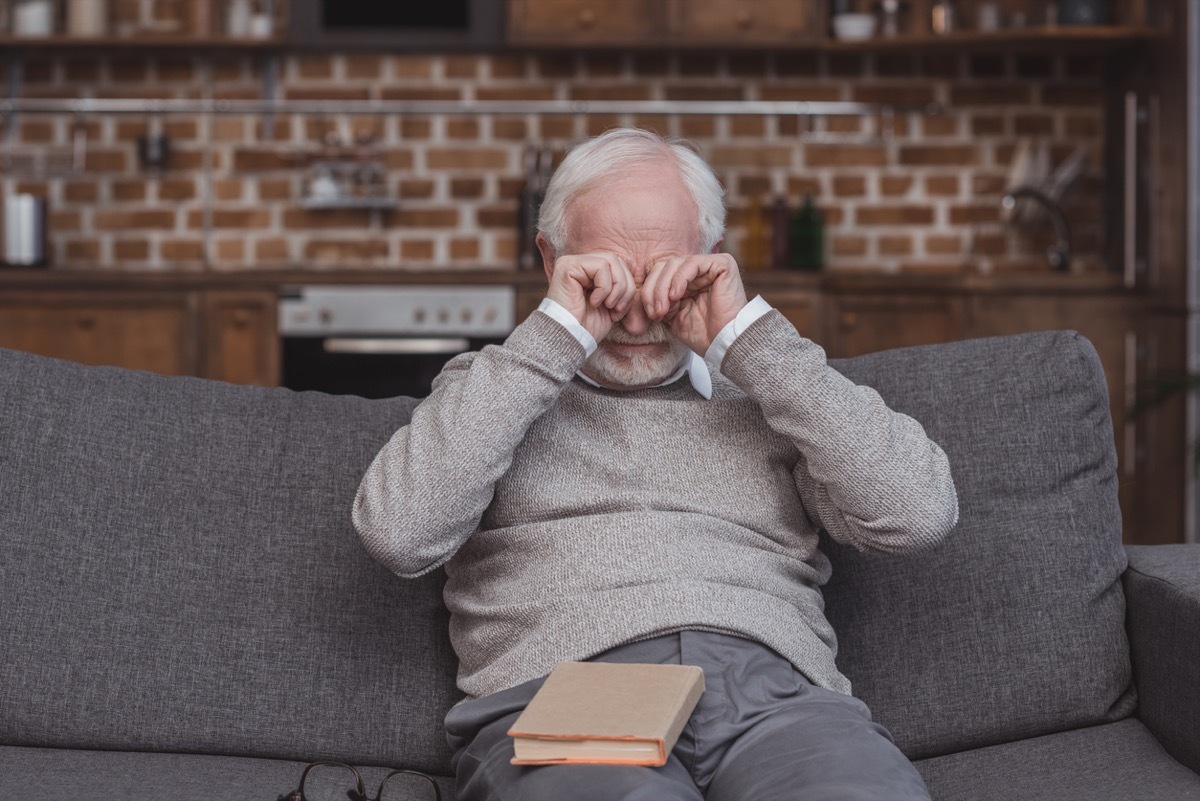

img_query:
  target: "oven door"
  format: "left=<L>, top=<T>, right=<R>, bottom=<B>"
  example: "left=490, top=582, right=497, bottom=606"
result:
left=282, top=334, right=505, bottom=399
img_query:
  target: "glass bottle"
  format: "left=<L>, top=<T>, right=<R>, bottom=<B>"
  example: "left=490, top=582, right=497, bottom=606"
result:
left=743, top=194, right=767, bottom=271
left=931, top=0, right=956, bottom=34
left=770, top=195, right=790, bottom=270
left=788, top=195, right=825, bottom=271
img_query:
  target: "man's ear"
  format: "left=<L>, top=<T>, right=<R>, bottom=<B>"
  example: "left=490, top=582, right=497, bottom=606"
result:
left=710, top=238, right=724, bottom=255
left=536, top=233, right=557, bottom=283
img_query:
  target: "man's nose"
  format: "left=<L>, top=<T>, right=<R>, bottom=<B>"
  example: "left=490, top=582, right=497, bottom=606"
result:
left=621, top=288, right=652, bottom=334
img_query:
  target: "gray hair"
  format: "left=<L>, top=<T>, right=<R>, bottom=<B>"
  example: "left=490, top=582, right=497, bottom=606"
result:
left=537, top=128, right=726, bottom=255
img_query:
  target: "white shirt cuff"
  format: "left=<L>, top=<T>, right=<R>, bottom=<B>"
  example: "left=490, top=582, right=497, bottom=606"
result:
left=704, top=295, right=773, bottom=372
left=537, top=298, right=598, bottom=357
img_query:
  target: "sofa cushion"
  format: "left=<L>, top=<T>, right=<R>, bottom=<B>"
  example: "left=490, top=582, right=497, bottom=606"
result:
left=914, top=719, right=1200, bottom=801
left=0, top=745, right=454, bottom=801
left=824, top=331, right=1135, bottom=758
left=0, top=349, right=459, bottom=773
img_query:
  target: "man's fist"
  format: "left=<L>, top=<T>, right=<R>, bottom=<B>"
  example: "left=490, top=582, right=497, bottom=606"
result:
left=544, top=251, right=639, bottom=343
left=641, top=253, right=748, bottom=355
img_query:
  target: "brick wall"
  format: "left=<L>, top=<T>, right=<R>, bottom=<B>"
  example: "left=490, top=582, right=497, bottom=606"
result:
left=2, top=45, right=1107, bottom=274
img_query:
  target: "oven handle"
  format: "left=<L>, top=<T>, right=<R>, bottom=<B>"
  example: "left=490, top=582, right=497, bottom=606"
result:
left=322, top=337, right=472, bottom=355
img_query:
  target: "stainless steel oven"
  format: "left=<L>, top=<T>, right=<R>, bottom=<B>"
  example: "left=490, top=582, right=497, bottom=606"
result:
left=279, top=285, right=515, bottom=399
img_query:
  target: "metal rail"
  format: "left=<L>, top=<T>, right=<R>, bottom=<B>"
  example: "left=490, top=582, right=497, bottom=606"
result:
left=0, top=97, right=941, bottom=117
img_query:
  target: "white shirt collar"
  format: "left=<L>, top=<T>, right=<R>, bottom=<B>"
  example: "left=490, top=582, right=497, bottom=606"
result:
left=576, top=350, right=713, bottom=399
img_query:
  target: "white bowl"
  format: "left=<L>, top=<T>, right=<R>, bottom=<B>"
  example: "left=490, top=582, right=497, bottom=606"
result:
left=833, top=13, right=877, bottom=41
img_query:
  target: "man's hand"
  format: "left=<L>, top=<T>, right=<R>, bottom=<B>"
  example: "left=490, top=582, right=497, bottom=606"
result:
left=545, top=252, right=638, bottom=342
left=641, top=253, right=749, bottom=354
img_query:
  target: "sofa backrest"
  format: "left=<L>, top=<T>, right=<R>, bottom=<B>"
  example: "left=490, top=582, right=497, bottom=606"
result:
left=0, top=329, right=1136, bottom=772
left=824, top=330, right=1135, bottom=759
left=0, top=349, right=458, bottom=774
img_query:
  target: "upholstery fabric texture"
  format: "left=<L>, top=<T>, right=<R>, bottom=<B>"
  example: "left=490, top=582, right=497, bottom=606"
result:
left=0, top=329, right=1181, bottom=799
left=823, top=331, right=1135, bottom=758
left=0, top=348, right=459, bottom=772
left=915, top=719, right=1200, bottom=801
left=0, top=745, right=453, bottom=801
left=1124, top=544, right=1200, bottom=774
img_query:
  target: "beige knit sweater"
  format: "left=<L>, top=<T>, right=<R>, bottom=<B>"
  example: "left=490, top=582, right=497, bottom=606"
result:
left=353, top=309, right=958, bottom=699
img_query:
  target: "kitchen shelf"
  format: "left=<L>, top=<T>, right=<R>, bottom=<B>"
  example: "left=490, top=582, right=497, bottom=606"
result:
left=825, top=24, right=1169, bottom=52
left=0, top=25, right=1165, bottom=55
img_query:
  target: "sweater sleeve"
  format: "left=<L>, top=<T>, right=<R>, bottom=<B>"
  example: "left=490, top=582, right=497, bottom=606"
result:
left=717, top=310, right=959, bottom=555
left=352, top=311, right=587, bottom=578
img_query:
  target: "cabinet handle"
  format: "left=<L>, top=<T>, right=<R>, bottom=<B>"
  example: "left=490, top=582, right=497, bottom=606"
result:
left=736, top=9, right=752, bottom=27
left=578, top=8, right=596, bottom=28
left=840, top=311, right=858, bottom=329
left=1123, top=330, right=1138, bottom=478
left=1123, top=91, right=1138, bottom=289
left=232, top=309, right=250, bottom=329
left=76, top=315, right=97, bottom=330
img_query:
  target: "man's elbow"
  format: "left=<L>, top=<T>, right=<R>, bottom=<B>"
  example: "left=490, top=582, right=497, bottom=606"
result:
left=906, top=491, right=959, bottom=553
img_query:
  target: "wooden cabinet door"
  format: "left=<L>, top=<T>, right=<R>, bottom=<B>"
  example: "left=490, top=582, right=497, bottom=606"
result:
left=763, top=288, right=821, bottom=342
left=668, top=0, right=820, bottom=44
left=507, top=0, right=662, bottom=45
left=825, top=294, right=964, bottom=358
left=201, top=291, right=279, bottom=387
left=0, top=292, right=195, bottom=376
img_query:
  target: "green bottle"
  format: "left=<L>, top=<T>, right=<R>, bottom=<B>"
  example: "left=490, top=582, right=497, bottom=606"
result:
left=788, top=194, right=824, bottom=271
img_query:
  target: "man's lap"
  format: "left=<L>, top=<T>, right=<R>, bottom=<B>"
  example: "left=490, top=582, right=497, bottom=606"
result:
left=445, top=631, right=930, bottom=801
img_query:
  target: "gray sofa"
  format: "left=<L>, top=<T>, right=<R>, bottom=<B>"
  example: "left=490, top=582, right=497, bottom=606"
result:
left=1, top=330, right=1198, bottom=801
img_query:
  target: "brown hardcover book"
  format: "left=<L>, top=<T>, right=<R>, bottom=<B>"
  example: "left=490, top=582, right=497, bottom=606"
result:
left=508, top=661, right=705, bottom=766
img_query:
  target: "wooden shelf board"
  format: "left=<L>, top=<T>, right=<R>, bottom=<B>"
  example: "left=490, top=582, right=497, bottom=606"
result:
left=0, top=26, right=1165, bottom=54
left=825, top=25, right=1168, bottom=51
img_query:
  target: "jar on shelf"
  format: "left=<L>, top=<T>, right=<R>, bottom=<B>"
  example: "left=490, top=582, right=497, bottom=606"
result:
left=66, top=0, right=108, bottom=37
left=225, top=0, right=253, bottom=37
left=11, top=0, right=56, bottom=37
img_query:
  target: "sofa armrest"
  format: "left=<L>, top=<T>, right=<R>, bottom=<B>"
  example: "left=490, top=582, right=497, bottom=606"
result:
left=1123, top=544, right=1200, bottom=775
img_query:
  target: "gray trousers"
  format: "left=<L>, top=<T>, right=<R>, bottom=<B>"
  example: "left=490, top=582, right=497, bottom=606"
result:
left=445, top=631, right=931, bottom=801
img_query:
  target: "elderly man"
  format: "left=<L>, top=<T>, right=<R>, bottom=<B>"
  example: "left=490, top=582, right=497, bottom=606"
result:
left=353, top=127, right=958, bottom=801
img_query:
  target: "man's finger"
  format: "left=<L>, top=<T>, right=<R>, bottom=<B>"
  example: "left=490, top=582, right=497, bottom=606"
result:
left=588, top=260, right=613, bottom=308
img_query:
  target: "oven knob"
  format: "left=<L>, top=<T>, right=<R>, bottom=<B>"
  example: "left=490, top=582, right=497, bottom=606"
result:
left=483, top=307, right=497, bottom=323
left=461, top=308, right=473, bottom=324
left=437, top=308, right=450, bottom=324
left=319, top=308, right=333, bottom=326
left=414, top=308, right=426, bottom=324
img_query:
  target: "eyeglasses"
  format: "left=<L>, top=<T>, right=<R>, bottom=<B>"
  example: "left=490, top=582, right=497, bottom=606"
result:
left=277, top=761, right=442, bottom=801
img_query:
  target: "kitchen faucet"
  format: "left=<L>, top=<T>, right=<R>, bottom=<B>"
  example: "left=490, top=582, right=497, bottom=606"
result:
left=1001, top=187, right=1072, bottom=272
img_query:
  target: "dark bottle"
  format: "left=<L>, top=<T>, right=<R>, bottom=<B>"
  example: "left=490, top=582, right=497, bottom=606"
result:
left=788, top=194, right=825, bottom=271
left=769, top=195, right=790, bottom=270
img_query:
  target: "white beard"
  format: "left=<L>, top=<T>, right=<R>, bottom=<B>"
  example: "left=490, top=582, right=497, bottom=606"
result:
left=581, top=323, right=690, bottom=390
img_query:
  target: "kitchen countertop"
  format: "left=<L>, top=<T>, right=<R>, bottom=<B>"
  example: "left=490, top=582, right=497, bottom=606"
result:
left=0, top=265, right=1134, bottom=295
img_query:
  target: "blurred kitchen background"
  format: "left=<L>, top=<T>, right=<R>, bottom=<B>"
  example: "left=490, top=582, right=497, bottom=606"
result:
left=0, top=0, right=1195, bottom=545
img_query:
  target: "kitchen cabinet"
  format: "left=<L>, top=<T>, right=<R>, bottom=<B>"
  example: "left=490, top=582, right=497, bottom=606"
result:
left=506, top=0, right=662, bottom=46
left=0, top=291, right=197, bottom=376
left=667, top=0, right=820, bottom=46
left=825, top=293, right=964, bottom=358
left=0, top=281, right=279, bottom=387
left=506, top=0, right=821, bottom=47
left=200, top=291, right=280, bottom=388
left=760, top=286, right=822, bottom=342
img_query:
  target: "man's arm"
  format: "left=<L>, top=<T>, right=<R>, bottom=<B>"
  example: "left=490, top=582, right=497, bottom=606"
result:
left=351, top=312, right=585, bottom=578
left=720, top=310, right=959, bottom=555
left=643, top=254, right=957, bottom=555
left=352, top=250, right=631, bottom=578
